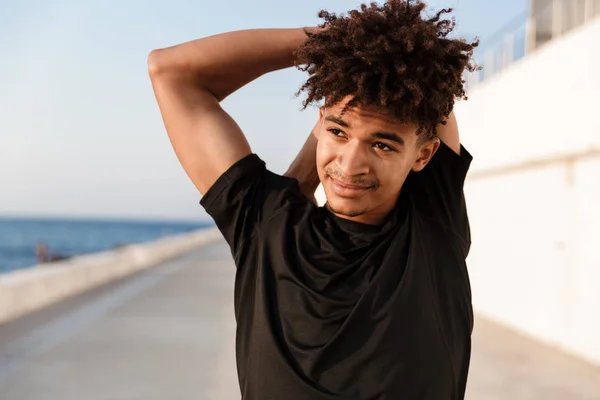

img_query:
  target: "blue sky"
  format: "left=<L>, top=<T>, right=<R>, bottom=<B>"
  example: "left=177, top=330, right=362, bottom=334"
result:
left=0, top=0, right=528, bottom=222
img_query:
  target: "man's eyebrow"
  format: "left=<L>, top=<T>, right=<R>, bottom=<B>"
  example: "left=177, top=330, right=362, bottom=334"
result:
left=324, top=115, right=350, bottom=128
left=324, top=115, right=405, bottom=146
left=372, top=132, right=405, bottom=146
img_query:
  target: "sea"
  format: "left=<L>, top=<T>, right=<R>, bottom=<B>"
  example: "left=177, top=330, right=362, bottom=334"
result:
left=0, top=216, right=214, bottom=274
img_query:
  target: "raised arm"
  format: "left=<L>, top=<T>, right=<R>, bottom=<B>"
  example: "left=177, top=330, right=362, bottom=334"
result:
left=436, top=110, right=461, bottom=155
left=148, top=28, right=311, bottom=195
left=284, top=120, right=321, bottom=204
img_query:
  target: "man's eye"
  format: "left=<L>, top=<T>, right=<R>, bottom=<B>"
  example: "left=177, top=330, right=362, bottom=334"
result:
left=374, top=142, right=393, bottom=152
left=328, top=128, right=344, bottom=137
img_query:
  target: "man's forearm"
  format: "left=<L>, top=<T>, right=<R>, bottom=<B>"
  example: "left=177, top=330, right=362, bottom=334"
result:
left=285, top=133, right=320, bottom=203
left=436, top=111, right=460, bottom=154
left=148, top=28, right=312, bottom=101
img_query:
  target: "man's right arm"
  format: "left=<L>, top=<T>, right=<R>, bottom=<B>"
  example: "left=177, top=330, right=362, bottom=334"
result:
left=147, top=28, right=311, bottom=195
left=284, top=127, right=320, bottom=204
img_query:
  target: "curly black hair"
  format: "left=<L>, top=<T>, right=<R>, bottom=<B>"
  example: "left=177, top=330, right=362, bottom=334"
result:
left=294, top=0, right=480, bottom=140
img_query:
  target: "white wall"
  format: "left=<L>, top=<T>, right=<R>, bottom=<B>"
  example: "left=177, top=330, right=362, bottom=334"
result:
left=456, top=16, right=600, bottom=365
left=458, top=16, right=600, bottom=170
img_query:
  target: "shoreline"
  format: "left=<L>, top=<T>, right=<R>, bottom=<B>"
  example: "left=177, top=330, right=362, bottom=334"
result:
left=0, top=227, right=222, bottom=325
left=0, top=217, right=215, bottom=274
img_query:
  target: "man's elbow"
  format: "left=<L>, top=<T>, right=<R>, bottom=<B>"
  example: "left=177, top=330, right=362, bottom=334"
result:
left=147, top=49, right=167, bottom=78
left=147, top=48, right=199, bottom=85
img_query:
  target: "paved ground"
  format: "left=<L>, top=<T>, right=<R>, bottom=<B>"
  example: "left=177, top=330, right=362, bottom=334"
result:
left=0, top=240, right=599, bottom=399
left=468, top=316, right=600, bottom=399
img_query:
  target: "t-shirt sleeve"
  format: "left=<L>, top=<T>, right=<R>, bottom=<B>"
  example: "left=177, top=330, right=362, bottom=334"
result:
left=199, top=153, right=304, bottom=261
left=406, top=141, right=473, bottom=256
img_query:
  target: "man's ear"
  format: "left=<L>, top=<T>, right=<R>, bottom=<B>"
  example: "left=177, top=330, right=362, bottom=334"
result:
left=411, top=137, right=440, bottom=172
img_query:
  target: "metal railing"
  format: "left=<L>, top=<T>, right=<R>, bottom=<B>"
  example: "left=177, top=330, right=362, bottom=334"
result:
left=465, top=0, right=600, bottom=91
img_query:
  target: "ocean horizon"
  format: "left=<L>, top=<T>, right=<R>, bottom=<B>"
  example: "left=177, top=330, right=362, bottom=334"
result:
left=0, top=215, right=215, bottom=274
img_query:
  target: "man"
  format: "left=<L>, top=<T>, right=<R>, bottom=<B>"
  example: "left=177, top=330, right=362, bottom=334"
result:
left=149, top=1, right=479, bottom=398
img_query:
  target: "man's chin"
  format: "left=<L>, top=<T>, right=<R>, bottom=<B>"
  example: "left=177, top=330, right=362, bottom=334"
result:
left=325, top=197, right=368, bottom=218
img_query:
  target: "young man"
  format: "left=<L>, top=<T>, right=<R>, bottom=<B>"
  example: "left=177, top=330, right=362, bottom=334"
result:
left=148, top=1, right=478, bottom=398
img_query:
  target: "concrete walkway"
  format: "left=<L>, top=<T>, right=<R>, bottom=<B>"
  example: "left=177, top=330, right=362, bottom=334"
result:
left=0, top=240, right=599, bottom=399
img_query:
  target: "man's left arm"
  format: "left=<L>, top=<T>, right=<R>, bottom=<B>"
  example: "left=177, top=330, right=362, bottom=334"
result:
left=437, top=111, right=461, bottom=155
left=409, top=110, right=473, bottom=255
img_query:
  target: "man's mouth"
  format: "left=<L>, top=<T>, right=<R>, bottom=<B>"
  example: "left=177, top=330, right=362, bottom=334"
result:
left=331, top=178, right=370, bottom=190
left=328, top=177, right=373, bottom=197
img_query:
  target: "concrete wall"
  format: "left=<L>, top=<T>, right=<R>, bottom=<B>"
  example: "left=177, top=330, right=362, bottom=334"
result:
left=0, top=227, right=222, bottom=324
left=455, top=16, right=600, bottom=365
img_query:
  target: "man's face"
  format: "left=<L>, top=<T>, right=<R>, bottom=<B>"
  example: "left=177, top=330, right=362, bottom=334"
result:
left=314, top=99, right=439, bottom=225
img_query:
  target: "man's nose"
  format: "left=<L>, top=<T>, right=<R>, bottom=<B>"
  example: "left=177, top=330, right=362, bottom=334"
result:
left=336, top=141, right=369, bottom=178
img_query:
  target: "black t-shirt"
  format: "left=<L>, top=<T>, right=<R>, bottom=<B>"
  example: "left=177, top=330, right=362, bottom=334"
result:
left=200, top=142, right=474, bottom=400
